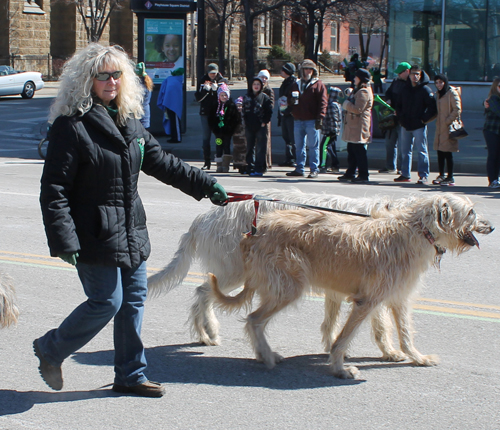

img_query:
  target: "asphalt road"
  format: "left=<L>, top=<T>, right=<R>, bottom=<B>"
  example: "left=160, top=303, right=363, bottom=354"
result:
left=0, top=157, right=499, bottom=429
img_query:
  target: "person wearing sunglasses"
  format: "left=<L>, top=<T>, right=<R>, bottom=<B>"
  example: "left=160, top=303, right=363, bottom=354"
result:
left=34, top=43, right=227, bottom=398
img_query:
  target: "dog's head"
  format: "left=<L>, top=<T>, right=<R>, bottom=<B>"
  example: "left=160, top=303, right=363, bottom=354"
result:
left=422, top=194, right=494, bottom=253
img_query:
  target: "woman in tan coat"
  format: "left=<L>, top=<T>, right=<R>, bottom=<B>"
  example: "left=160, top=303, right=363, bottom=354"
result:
left=432, top=74, right=461, bottom=186
left=338, top=68, right=373, bottom=183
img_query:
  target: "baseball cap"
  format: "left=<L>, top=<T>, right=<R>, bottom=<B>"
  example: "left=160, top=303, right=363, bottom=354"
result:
left=394, top=62, right=411, bottom=75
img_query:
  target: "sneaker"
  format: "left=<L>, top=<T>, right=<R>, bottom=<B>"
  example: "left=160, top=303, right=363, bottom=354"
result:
left=319, top=167, right=328, bottom=174
left=113, top=380, right=166, bottom=398
left=308, top=171, right=319, bottom=178
left=249, top=171, right=264, bottom=177
left=338, top=174, right=356, bottom=182
left=432, top=175, right=446, bottom=185
left=351, top=177, right=369, bottom=184
left=440, top=177, right=455, bottom=186
left=378, top=168, right=397, bottom=174
left=33, top=339, right=63, bottom=391
left=489, top=179, right=500, bottom=188
left=394, top=175, right=411, bottom=182
left=328, top=166, right=340, bottom=173
left=286, top=170, right=305, bottom=177
left=417, top=176, right=429, bottom=185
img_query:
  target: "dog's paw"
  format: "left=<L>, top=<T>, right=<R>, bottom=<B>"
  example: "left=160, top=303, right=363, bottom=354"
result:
left=332, top=365, right=360, bottom=379
left=273, top=352, right=284, bottom=364
left=381, top=350, right=407, bottom=362
left=198, top=335, right=220, bottom=346
left=412, top=354, right=440, bottom=367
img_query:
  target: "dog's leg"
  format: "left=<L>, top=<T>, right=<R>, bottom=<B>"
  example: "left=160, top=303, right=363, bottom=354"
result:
left=391, top=301, right=439, bottom=366
left=329, top=298, right=379, bottom=379
left=321, top=290, right=344, bottom=352
left=371, top=305, right=406, bottom=362
left=190, top=282, right=221, bottom=345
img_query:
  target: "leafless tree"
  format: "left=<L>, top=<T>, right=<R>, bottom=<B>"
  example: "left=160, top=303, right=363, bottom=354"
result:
left=72, top=0, right=126, bottom=43
left=206, top=0, right=242, bottom=76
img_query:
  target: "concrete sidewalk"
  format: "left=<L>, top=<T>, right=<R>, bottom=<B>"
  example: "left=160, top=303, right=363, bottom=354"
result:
left=40, top=75, right=489, bottom=176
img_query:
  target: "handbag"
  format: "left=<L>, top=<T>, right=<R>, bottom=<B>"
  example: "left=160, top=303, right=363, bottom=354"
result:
left=449, top=118, right=468, bottom=139
left=448, top=87, right=468, bottom=139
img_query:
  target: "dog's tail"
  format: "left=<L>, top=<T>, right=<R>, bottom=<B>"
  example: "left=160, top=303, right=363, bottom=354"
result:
left=0, top=273, right=19, bottom=328
left=208, top=273, right=254, bottom=312
left=147, top=228, right=198, bottom=298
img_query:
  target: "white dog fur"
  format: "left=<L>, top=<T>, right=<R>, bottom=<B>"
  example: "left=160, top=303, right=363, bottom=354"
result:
left=0, top=272, right=19, bottom=328
left=209, top=194, right=493, bottom=379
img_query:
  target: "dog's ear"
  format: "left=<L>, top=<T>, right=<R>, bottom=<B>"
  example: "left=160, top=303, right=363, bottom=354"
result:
left=437, top=200, right=452, bottom=229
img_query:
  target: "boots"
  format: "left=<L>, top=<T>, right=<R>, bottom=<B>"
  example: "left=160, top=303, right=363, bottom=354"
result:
left=214, top=157, right=223, bottom=173
left=201, top=159, right=211, bottom=170
left=222, top=154, right=232, bottom=173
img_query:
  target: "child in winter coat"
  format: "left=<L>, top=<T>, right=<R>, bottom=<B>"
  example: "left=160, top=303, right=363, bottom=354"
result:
left=208, top=83, right=241, bottom=173
left=242, top=76, right=273, bottom=176
left=319, top=86, right=342, bottom=173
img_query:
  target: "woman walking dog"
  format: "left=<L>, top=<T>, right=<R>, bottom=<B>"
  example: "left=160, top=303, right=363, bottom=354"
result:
left=34, top=43, right=227, bottom=397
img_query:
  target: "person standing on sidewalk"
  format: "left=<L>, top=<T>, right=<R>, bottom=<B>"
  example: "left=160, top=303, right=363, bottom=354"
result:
left=337, top=69, right=373, bottom=184
left=286, top=59, right=328, bottom=178
left=277, top=62, right=297, bottom=167
left=258, top=69, right=275, bottom=170
left=483, top=77, right=500, bottom=188
left=431, top=74, right=462, bottom=186
left=319, top=86, right=342, bottom=173
left=394, top=65, right=437, bottom=184
left=379, top=61, right=411, bottom=174
left=34, top=43, right=227, bottom=397
left=195, top=63, right=227, bottom=170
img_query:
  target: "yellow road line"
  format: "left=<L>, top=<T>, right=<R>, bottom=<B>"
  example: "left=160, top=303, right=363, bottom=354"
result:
left=417, top=297, right=500, bottom=311
left=414, top=304, right=500, bottom=319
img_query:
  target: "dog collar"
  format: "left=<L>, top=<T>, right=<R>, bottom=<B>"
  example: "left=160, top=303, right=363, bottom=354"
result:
left=419, top=223, right=446, bottom=267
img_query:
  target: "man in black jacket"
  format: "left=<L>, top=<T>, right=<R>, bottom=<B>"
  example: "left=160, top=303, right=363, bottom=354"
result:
left=379, top=61, right=411, bottom=174
left=277, top=63, right=297, bottom=167
left=194, top=63, right=227, bottom=170
left=394, top=65, right=437, bottom=184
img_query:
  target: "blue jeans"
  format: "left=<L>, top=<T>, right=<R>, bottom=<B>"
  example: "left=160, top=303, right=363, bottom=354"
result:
left=36, top=261, right=148, bottom=387
left=400, top=126, right=429, bottom=178
left=384, top=125, right=401, bottom=171
left=200, top=115, right=212, bottom=161
left=294, top=120, right=319, bottom=173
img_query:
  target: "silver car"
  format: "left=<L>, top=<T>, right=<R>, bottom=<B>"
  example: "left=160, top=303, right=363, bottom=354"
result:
left=0, top=65, right=45, bottom=99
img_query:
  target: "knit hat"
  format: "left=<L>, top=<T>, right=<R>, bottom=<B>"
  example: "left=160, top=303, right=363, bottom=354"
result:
left=282, top=62, right=296, bottom=76
left=235, top=96, right=244, bottom=105
left=217, top=82, right=230, bottom=98
left=394, top=62, right=411, bottom=75
left=135, top=62, right=146, bottom=77
left=258, top=69, right=270, bottom=80
left=355, top=68, right=371, bottom=84
left=207, top=63, right=219, bottom=74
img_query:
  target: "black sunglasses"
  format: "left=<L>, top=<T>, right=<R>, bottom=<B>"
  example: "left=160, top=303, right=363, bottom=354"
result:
left=95, top=71, right=122, bottom=81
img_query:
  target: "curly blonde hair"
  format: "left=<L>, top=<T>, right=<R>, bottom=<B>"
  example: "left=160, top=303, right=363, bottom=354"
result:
left=49, top=43, right=144, bottom=126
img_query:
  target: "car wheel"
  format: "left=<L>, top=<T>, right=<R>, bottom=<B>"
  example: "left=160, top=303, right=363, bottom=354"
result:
left=21, top=81, right=35, bottom=99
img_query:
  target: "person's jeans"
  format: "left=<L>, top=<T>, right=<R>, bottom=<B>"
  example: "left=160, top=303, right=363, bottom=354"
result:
left=294, top=119, right=320, bottom=173
left=200, top=114, right=212, bottom=161
left=384, top=125, right=401, bottom=171
left=483, top=129, right=500, bottom=183
left=400, top=126, right=429, bottom=179
left=281, top=115, right=296, bottom=162
left=245, top=125, right=268, bottom=173
left=36, top=261, right=149, bottom=387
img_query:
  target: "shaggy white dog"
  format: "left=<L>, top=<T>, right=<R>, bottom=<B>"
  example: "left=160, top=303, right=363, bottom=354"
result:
left=210, top=194, right=494, bottom=379
left=0, top=272, right=19, bottom=328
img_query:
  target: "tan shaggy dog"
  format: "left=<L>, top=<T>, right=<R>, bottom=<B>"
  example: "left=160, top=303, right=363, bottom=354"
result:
left=148, top=189, right=427, bottom=355
left=210, top=194, right=494, bottom=379
left=0, top=272, right=19, bottom=328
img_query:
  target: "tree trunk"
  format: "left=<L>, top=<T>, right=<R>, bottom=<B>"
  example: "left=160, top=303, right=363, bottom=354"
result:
left=243, top=0, right=255, bottom=90
left=305, top=8, right=316, bottom=61
left=218, top=20, right=226, bottom=76
left=358, top=30, right=366, bottom=59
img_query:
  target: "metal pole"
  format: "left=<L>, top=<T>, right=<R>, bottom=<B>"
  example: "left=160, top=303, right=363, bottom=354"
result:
left=196, top=0, right=206, bottom=86
left=191, top=11, right=196, bottom=87
left=439, top=0, right=446, bottom=73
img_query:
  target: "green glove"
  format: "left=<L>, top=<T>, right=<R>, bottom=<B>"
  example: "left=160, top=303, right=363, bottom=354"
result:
left=206, top=182, right=228, bottom=206
left=58, top=252, right=79, bottom=266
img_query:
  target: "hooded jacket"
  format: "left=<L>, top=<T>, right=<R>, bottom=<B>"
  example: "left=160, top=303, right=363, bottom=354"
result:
left=288, top=74, right=328, bottom=121
left=242, top=86, right=273, bottom=130
left=208, top=98, right=241, bottom=138
left=278, top=75, right=297, bottom=117
left=40, top=104, right=216, bottom=269
left=396, top=71, right=437, bottom=131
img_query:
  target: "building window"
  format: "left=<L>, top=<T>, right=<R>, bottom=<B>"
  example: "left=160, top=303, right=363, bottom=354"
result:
left=330, top=21, right=338, bottom=52
left=24, top=0, right=45, bottom=14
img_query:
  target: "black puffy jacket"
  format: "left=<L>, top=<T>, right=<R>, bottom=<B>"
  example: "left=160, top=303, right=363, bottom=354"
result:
left=194, top=73, right=227, bottom=115
left=40, top=104, right=216, bottom=268
left=396, top=71, right=437, bottom=131
left=207, top=98, right=241, bottom=138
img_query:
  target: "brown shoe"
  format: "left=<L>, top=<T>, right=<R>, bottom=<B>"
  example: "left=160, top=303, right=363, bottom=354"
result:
left=33, top=339, right=63, bottom=391
left=112, top=380, right=166, bottom=398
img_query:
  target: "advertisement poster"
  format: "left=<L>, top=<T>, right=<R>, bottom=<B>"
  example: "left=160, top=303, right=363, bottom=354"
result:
left=144, top=18, right=184, bottom=84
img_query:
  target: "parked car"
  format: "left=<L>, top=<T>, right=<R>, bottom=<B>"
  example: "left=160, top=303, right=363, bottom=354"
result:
left=0, top=66, right=44, bottom=99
